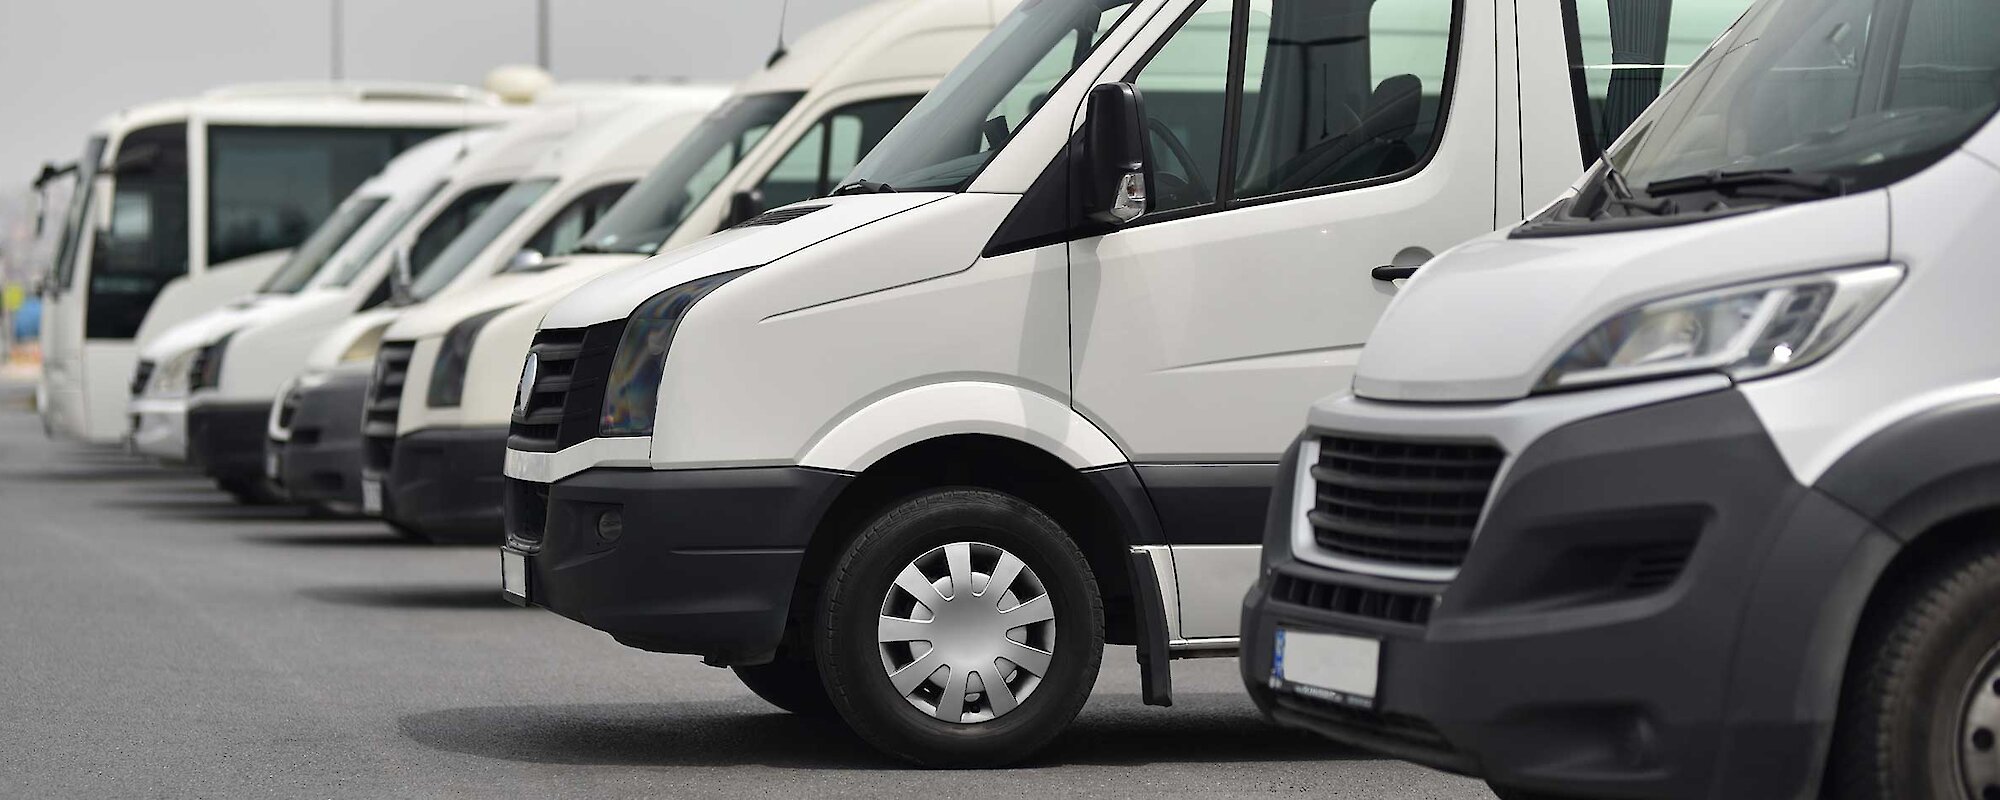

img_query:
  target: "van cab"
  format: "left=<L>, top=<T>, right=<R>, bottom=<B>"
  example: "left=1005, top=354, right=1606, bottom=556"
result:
left=501, top=0, right=1746, bottom=767
left=128, top=128, right=494, bottom=468
left=1239, top=0, right=2000, bottom=797
left=38, top=82, right=525, bottom=444
left=365, top=0, right=1015, bottom=542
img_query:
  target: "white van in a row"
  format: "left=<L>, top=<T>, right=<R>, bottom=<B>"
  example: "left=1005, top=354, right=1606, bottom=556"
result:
left=1242, top=0, right=2000, bottom=798
left=39, top=82, right=527, bottom=444
left=360, top=0, right=1016, bottom=542
left=499, top=0, right=1747, bottom=767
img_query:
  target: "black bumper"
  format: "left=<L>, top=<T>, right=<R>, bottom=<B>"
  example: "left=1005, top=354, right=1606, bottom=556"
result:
left=379, top=427, right=509, bottom=542
left=187, top=400, right=273, bottom=484
left=1241, top=389, right=1898, bottom=800
left=504, top=465, right=850, bottom=664
left=271, top=370, right=368, bottom=514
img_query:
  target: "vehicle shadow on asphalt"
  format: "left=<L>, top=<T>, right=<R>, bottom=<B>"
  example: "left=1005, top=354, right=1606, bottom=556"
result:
left=238, top=529, right=433, bottom=547
left=299, top=584, right=520, bottom=610
left=99, top=495, right=328, bottom=522
left=1, top=464, right=211, bottom=483
left=398, top=693, right=1360, bottom=769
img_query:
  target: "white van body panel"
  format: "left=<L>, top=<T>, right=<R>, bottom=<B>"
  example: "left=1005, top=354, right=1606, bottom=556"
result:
left=132, top=249, right=291, bottom=346
left=797, top=381, right=1127, bottom=472
left=1352, top=191, right=1892, bottom=403
left=1739, top=152, right=2000, bottom=485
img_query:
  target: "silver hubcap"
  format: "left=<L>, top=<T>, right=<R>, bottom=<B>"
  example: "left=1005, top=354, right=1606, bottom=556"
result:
left=876, top=541, right=1057, bottom=724
left=1962, top=649, right=2000, bottom=800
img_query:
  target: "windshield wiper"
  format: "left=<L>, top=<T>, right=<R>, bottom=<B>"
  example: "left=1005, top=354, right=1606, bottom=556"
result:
left=1645, top=168, right=1845, bottom=198
left=832, top=180, right=896, bottom=196
left=1594, top=161, right=1675, bottom=218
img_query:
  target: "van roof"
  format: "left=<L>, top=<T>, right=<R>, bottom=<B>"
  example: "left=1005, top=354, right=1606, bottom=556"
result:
left=736, top=0, right=1012, bottom=97
left=90, top=80, right=523, bottom=141
left=519, top=89, right=733, bottom=181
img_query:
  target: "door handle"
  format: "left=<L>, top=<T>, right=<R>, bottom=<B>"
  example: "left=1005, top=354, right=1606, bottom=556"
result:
left=1371, top=265, right=1419, bottom=281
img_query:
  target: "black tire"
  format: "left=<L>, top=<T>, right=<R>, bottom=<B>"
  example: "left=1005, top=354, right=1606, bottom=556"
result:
left=1485, top=784, right=1567, bottom=800
left=218, top=477, right=282, bottom=505
left=1828, top=537, right=2000, bottom=800
left=734, top=653, right=835, bottom=716
left=814, top=487, right=1103, bottom=768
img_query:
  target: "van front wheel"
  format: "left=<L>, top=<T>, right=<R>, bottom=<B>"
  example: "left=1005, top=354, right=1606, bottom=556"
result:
left=1829, top=537, right=2000, bottom=800
left=814, top=488, right=1103, bottom=767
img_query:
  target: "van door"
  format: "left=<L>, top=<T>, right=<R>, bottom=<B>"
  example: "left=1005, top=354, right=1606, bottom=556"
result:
left=1068, top=0, right=1496, bottom=639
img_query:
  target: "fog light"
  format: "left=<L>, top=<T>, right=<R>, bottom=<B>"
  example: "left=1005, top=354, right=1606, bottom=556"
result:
left=596, top=510, right=624, bottom=542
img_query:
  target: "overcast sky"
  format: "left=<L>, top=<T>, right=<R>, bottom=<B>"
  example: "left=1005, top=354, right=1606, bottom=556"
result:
left=0, top=0, right=876, bottom=277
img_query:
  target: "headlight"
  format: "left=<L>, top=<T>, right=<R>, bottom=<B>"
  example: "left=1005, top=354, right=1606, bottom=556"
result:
left=190, top=334, right=233, bottom=391
left=145, top=350, right=197, bottom=397
left=340, top=321, right=393, bottom=363
left=1539, top=265, right=1902, bottom=392
left=426, top=306, right=513, bottom=408
left=599, top=268, right=753, bottom=437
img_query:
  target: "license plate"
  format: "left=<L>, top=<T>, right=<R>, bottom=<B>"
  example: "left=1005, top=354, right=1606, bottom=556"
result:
left=264, top=449, right=281, bottom=481
left=361, top=478, right=382, bottom=515
left=1272, top=628, right=1380, bottom=708
left=501, top=550, right=529, bottom=605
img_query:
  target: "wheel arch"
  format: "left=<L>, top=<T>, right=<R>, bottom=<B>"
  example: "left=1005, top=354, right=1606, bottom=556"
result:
left=784, top=431, right=1177, bottom=703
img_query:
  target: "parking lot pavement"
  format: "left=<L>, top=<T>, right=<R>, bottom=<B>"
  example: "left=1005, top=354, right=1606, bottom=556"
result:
left=0, top=390, right=1490, bottom=799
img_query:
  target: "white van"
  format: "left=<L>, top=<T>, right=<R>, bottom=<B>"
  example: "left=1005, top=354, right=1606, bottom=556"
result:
left=187, top=91, right=720, bottom=505
left=38, top=82, right=524, bottom=444
left=1241, top=0, right=2000, bottom=798
left=364, top=0, right=1015, bottom=542
left=499, top=0, right=1748, bottom=766
left=127, top=128, right=494, bottom=466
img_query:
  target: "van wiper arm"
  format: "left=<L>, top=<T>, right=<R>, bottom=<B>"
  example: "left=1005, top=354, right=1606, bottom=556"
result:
left=1645, top=168, right=1845, bottom=198
left=1594, top=161, right=1675, bottom=217
left=832, top=180, right=896, bottom=196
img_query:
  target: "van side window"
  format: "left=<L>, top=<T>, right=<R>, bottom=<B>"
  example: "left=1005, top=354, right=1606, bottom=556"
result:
left=756, top=96, right=923, bottom=208
left=1233, top=0, right=1454, bottom=201
left=1566, top=0, right=1753, bottom=158
left=519, top=181, right=634, bottom=264
left=409, top=183, right=507, bottom=274
left=1131, top=0, right=1235, bottom=212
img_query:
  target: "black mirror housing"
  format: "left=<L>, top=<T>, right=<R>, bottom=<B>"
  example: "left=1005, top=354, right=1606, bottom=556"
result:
left=1079, top=82, right=1150, bottom=226
left=725, top=189, right=767, bottom=228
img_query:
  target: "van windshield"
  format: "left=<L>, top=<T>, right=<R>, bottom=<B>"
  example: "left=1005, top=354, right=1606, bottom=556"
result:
left=258, top=194, right=387, bottom=294
left=575, top=92, right=802, bottom=255
left=1575, top=0, right=2000, bottom=221
left=327, top=182, right=446, bottom=287
left=405, top=178, right=555, bottom=302
left=840, top=0, right=1141, bottom=194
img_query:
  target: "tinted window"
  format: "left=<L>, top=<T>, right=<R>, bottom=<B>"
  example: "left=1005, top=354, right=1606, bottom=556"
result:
left=207, top=126, right=443, bottom=264
left=1131, top=0, right=1235, bottom=212
left=576, top=93, right=801, bottom=255
left=754, top=96, right=922, bottom=208
left=410, top=183, right=507, bottom=276
left=1233, top=0, right=1455, bottom=200
left=86, top=124, right=188, bottom=339
left=408, top=178, right=555, bottom=300
left=513, top=181, right=634, bottom=268
left=258, top=195, right=386, bottom=294
left=1567, top=0, right=1752, bottom=157
left=329, top=181, right=445, bottom=287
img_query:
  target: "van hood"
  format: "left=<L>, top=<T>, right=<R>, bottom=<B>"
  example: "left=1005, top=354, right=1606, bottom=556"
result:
left=1353, top=191, right=1893, bottom=402
left=543, top=194, right=948, bottom=329
left=304, top=308, right=404, bottom=373
left=385, top=253, right=649, bottom=340
left=139, top=293, right=300, bottom=362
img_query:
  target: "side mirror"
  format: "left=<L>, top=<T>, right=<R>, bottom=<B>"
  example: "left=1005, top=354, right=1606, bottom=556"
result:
left=506, top=248, right=545, bottom=271
left=1080, top=82, right=1150, bottom=226
left=389, top=249, right=415, bottom=305
left=724, top=189, right=767, bottom=228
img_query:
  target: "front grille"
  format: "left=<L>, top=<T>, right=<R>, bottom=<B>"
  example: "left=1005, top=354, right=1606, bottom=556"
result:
left=1621, top=543, right=1696, bottom=591
left=131, top=360, right=155, bottom=398
left=361, top=341, right=416, bottom=475
left=1271, top=573, right=1435, bottom=626
left=734, top=204, right=826, bottom=228
left=1310, top=434, right=1504, bottom=570
left=508, top=320, right=625, bottom=452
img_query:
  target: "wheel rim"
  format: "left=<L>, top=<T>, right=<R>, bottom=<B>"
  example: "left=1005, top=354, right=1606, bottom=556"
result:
left=1960, top=645, right=2000, bottom=800
left=876, top=541, right=1057, bottom=724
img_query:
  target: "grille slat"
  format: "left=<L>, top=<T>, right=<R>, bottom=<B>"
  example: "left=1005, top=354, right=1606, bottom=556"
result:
left=1271, top=573, right=1435, bottom=626
left=508, top=321, right=626, bottom=453
left=362, top=341, right=416, bottom=476
left=1310, top=434, right=1503, bottom=571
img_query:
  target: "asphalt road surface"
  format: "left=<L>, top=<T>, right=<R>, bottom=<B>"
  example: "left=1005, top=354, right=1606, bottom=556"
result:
left=0, top=383, right=1491, bottom=799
